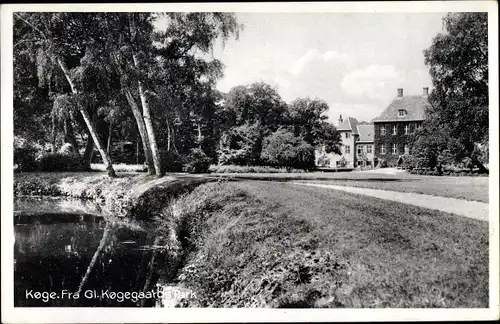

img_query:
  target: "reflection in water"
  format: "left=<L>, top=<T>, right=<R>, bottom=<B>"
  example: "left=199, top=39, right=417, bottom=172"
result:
left=14, top=198, right=169, bottom=307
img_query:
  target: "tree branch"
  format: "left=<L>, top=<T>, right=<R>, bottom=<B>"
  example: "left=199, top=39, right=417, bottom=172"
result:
left=14, top=13, right=47, bottom=40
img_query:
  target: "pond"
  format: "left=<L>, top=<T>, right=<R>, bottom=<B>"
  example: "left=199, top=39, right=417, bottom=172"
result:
left=14, top=197, right=172, bottom=307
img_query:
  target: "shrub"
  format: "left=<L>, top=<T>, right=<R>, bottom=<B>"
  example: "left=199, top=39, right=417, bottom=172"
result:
left=183, top=148, right=211, bottom=174
left=209, top=164, right=306, bottom=174
left=159, top=149, right=185, bottom=173
left=377, top=158, right=388, bottom=168
left=14, top=146, right=39, bottom=172
left=261, top=129, right=315, bottom=171
left=39, top=153, right=85, bottom=172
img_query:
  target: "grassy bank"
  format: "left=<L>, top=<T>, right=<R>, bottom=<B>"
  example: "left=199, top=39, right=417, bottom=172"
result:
left=14, top=172, right=211, bottom=220
left=162, top=180, right=488, bottom=308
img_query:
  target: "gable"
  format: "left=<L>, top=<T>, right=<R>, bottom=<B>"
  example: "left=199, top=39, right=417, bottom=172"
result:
left=372, top=95, right=429, bottom=122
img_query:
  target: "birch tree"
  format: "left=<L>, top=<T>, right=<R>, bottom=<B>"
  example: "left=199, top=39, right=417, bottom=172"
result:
left=14, top=13, right=117, bottom=177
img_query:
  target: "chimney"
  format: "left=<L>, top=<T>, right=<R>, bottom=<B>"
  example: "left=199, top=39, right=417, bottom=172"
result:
left=423, top=87, right=429, bottom=96
left=339, top=114, right=343, bottom=124
left=397, top=88, right=403, bottom=97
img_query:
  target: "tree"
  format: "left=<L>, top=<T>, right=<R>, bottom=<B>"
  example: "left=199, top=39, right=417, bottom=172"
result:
left=288, top=98, right=341, bottom=154
left=423, top=12, right=488, bottom=173
left=14, top=13, right=117, bottom=177
left=224, top=82, right=288, bottom=131
left=261, top=129, right=315, bottom=171
left=107, top=12, right=241, bottom=176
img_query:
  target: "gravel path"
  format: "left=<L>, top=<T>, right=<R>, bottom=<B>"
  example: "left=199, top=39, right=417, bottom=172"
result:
left=293, top=182, right=489, bottom=222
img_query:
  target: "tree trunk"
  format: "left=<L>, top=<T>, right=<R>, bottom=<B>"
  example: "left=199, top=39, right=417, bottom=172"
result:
left=111, top=52, right=155, bottom=174
left=133, top=54, right=163, bottom=177
left=64, top=118, right=80, bottom=157
left=124, top=88, right=155, bottom=174
left=51, top=113, right=57, bottom=152
left=82, top=133, right=94, bottom=170
left=107, top=121, right=112, bottom=154
left=58, top=58, right=116, bottom=178
left=197, top=122, right=202, bottom=148
left=167, top=118, right=171, bottom=151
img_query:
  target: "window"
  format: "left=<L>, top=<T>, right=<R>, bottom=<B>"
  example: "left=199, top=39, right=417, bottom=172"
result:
left=367, top=145, right=372, bottom=154
left=345, top=132, right=350, bottom=139
left=380, top=145, right=386, bottom=154
left=393, top=125, right=397, bottom=135
left=380, top=126, right=386, bottom=135
left=398, top=109, right=407, bottom=117
left=357, top=145, right=363, bottom=155
left=392, top=144, right=397, bottom=155
left=404, top=144, right=409, bottom=155
left=366, top=161, right=372, bottom=166
left=345, top=145, right=350, bottom=154
left=404, top=124, right=409, bottom=135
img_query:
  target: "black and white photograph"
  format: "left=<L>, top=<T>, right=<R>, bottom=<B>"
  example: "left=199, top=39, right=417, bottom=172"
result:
left=1, top=1, right=498, bottom=323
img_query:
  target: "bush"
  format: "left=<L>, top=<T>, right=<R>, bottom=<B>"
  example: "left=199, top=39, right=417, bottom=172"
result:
left=377, top=158, right=387, bottom=168
left=159, top=149, right=185, bottom=173
left=14, top=146, right=39, bottom=172
left=39, top=153, right=85, bottom=172
left=209, top=164, right=306, bottom=174
left=261, top=129, right=315, bottom=171
left=183, top=148, right=211, bottom=174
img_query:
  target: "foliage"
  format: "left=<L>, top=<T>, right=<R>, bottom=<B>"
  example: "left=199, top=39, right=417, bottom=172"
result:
left=183, top=148, right=211, bottom=174
left=39, top=153, right=85, bottom=172
left=223, top=82, right=288, bottom=131
left=209, top=165, right=306, bottom=174
left=261, top=129, right=315, bottom=171
left=159, top=149, right=185, bottom=173
left=217, top=122, right=264, bottom=165
left=423, top=12, right=488, bottom=172
left=288, top=98, right=341, bottom=154
left=338, top=156, right=348, bottom=168
left=14, top=147, right=39, bottom=172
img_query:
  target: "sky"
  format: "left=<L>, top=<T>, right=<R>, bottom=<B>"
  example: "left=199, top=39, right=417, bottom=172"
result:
left=209, top=12, right=447, bottom=123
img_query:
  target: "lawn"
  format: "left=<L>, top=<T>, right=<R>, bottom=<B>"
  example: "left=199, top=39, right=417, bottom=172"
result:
left=211, top=171, right=489, bottom=202
left=298, top=176, right=489, bottom=203
left=171, top=180, right=488, bottom=308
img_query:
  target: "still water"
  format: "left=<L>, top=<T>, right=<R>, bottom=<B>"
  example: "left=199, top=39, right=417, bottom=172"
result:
left=14, top=197, right=169, bottom=307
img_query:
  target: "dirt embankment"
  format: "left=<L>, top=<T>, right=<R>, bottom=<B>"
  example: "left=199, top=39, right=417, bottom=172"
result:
left=13, top=172, right=212, bottom=221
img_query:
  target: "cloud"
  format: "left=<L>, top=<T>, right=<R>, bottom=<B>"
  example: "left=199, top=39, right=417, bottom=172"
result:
left=341, top=65, right=401, bottom=100
left=289, top=49, right=353, bottom=76
left=326, top=102, right=383, bottom=124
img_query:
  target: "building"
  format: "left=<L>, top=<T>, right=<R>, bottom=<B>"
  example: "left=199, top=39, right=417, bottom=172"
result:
left=355, top=124, right=375, bottom=168
left=315, top=115, right=375, bottom=169
left=372, top=87, right=429, bottom=166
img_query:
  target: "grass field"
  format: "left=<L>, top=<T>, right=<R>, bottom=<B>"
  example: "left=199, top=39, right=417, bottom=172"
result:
left=299, top=176, right=489, bottom=203
left=212, top=172, right=489, bottom=202
left=171, top=180, right=488, bottom=308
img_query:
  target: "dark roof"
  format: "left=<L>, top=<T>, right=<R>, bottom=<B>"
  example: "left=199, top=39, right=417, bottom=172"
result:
left=337, top=117, right=359, bottom=134
left=356, top=124, right=374, bottom=142
left=372, top=95, right=429, bottom=122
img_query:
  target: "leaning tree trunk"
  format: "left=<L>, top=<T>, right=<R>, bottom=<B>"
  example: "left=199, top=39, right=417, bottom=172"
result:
left=123, top=88, right=155, bottom=175
left=57, top=58, right=116, bottom=178
left=107, top=121, right=112, bottom=154
left=133, top=54, right=163, bottom=177
left=111, top=52, right=155, bottom=174
left=82, top=133, right=94, bottom=171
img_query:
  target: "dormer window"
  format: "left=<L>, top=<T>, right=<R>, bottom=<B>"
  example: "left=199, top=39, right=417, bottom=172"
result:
left=398, top=109, right=407, bottom=117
